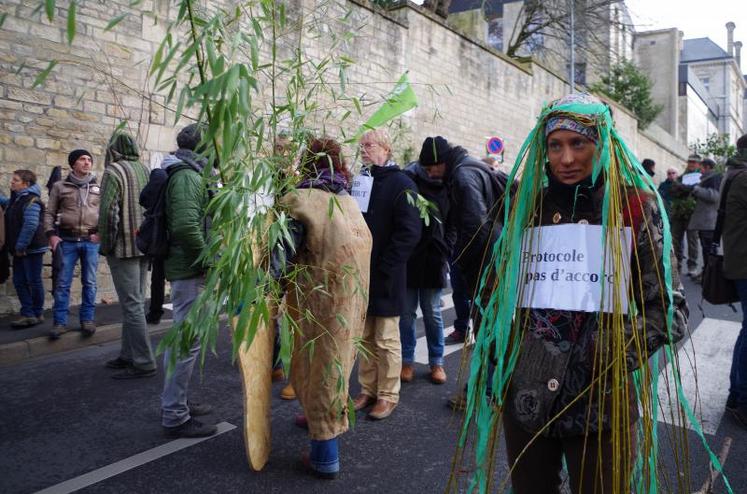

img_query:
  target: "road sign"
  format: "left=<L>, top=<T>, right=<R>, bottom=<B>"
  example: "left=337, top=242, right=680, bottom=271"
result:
left=486, top=136, right=504, bottom=155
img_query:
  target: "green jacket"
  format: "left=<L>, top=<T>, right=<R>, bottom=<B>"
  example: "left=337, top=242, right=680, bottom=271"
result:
left=722, top=156, right=747, bottom=280
left=163, top=151, right=209, bottom=281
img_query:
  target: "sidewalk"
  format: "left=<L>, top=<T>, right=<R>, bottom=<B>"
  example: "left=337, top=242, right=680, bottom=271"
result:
left=0, top=301, right=173, bottom=366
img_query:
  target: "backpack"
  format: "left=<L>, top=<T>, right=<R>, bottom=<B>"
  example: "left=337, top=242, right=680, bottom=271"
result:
left=136, top=163, right=198, bottom=258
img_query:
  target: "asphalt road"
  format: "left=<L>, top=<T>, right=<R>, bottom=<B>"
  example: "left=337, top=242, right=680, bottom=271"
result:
left=0, top=276, right=744, bottom=494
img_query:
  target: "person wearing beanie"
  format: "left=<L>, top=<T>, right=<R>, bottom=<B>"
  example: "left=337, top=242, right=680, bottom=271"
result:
left=44, top=148, right=101, bottom=340
left=641, top=158, right=655, bottom=177
left=159, top=123, right=219, bottom=439
left=722, top=133, right=747, bottom=429
left=669, top=154, right=702, bottom=277
left=418, top=135, right=509, bottom=346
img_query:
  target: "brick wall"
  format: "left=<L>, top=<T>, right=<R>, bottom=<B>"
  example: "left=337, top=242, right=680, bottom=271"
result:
left=0, top=0, right=688, bottom=314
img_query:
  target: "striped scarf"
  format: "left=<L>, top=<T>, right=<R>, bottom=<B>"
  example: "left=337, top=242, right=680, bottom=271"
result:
left=98, top=160, right=149, bottom=258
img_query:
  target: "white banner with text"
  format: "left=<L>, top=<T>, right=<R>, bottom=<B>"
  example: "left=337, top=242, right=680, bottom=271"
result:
left=519, top=224, right=633, bottom=313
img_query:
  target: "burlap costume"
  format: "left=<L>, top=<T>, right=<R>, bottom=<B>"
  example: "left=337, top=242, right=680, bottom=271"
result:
left=280, top=188, right=372, bottom=440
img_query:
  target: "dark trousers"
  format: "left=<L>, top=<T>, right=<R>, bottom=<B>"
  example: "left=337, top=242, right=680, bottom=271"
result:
left=12, top=253, right=45, bottom=318
left=503, top=411, right=629, bottom=494
left=147, top=258, right=165, bottom=318
left=698, top=230, right=714, bottom=270
left=449, top=260, right=472, bottom=333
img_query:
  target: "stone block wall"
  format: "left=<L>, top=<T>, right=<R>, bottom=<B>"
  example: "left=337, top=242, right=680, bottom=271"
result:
left=0, top=0, right=688, bottom=314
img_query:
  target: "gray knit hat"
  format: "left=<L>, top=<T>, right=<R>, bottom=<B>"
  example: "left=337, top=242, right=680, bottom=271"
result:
left=176, top=123, right=203, bottom=151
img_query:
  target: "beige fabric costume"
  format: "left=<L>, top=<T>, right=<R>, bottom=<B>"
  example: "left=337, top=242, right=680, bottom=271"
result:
left=280, top=188, right=372, bottom=441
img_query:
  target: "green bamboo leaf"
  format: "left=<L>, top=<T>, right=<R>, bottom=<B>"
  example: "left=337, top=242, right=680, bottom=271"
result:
left=14, top=61, right=27, bottom=75
left=104, top=13, right=128, bottom=32
left=149, top=35, right=166, bottom=77
left=45, top=0, right=55, bottom=21
left=0, top=13, right=7, bottom=29
left=66, top=1, right=76, bottom=45
left=31, top=60, right=58, bottom=88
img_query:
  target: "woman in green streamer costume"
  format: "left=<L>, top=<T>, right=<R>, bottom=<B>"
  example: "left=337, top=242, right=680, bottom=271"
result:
left=457, top=93, right=689, bottom=493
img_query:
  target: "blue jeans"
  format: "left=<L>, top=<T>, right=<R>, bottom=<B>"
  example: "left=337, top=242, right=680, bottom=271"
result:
left=399, top=288, right=445, bottom=367
left=53, top=240, right=99, bottom=325
left=450, top=261, right=471, bottom=332
left=161, top=277, right=204, bottom=427
left=12, top=253, right=45, bottom=317
left=729, top=279, right=747, bottom=407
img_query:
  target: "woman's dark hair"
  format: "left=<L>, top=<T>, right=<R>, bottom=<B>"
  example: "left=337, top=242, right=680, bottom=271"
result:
left=300, top=138, right=351, bottom=183
left=13, top=169, right=37, bottom=186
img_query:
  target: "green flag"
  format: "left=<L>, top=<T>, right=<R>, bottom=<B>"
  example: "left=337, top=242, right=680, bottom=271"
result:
left=356, top=72, right=417, bottom=138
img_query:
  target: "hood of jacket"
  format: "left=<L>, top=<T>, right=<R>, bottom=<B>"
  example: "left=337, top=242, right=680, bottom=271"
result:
left=162, top=148, right=208, bottom=172
left=726, top=155, right=747, bottom=170
left=105, top=132, right=140, bottom=166
left=444, top=146, right=469, bottom=179
left=16, top=183, right=42, bottom=199
left=405, top=161, right=443, bottom=187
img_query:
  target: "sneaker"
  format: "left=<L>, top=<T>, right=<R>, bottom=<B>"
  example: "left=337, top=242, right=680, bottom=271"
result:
left=430, top=365, right=447, bottom=385
left=112, top=366, right=157, bottom=379
left=445, top=330, right=466, bottom=345
left=280, top=383, right=297, bottom=400
left=368, top=399, right=397, bottom=420
left=687, top=269, right=700, bottom=278
left=49, top=324, right=68, bottom=340
left=187, top=401, right=213, bottom=416
left=81, top=321, right=96, bottom=337
left=105, top=357, right=133, bottom=369
left=301, top=452, right=338, bottom=480
left=10, top=316, right=40, bottom=328
left=400, top=364, right=414, bottom=383
left=163, top=418, right=218, bottom=438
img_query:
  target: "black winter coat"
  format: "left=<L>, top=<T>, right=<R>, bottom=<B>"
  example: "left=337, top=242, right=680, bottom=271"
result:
left=404, top=162, right=450, bottom=289
left=363, top=164, right=422, bottom=316
left=446, top=148, right=504, bottom=294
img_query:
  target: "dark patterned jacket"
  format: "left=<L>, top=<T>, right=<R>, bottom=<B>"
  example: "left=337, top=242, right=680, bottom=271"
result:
left=506, top=176, right=688, bottom=438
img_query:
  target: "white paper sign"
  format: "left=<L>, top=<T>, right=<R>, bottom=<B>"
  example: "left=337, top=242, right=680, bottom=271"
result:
left=351, top=174, right=374, bottom=212
left=681, top=172, right=701, bottom=186
left=519, top=224, right=632, bottom=313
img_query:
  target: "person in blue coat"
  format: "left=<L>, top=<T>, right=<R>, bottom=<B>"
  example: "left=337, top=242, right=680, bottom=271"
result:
left=3, top=170, right=48, bottom=328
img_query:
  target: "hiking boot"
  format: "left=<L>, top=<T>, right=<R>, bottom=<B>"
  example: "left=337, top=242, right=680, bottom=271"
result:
left=81, top=321, right=96, bottom=337
left=111, top=366, right=157, bottom=380
left=145, top=313, right=162, bottom=325
left=188, top=401, right=213, bottom=416
left=105, top=357, right=133, bottom=369
left=448, top=391, right=468, bottom=411
left=445, top=330, right=466, bottom=345
left=163, top=418, right=218, bottom=438
left=400, top=364, right=414, bottom=383
left=280, top=383, right=297, bottom=400
left=353, top=393, right=376, bottom=411
left=271, top=368, right=285, bottom=382
left=49, top=324, right=68, bottom=340
left=368, top=399, right=397, bottom=420
left=430, top=365, right=447, bottom=385
left=10, top=316, right=41, bottom=329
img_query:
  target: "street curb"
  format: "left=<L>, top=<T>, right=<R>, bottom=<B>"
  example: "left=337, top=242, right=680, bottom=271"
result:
left=0, top=320, right=173, bottom=367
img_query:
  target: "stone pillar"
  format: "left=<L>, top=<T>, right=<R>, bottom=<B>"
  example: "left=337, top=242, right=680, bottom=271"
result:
left=735, top=41, right=742, bottom=68
left=726, top=22, right=735, bottom=57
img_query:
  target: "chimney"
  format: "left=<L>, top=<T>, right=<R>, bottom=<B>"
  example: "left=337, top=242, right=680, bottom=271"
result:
left=727, top=21, right=735, bottom=56
left=736, top=41, right=743, bottom=67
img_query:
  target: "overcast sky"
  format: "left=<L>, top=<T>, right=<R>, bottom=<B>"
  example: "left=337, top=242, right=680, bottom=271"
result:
left=626, top=0, right=747, bottom=51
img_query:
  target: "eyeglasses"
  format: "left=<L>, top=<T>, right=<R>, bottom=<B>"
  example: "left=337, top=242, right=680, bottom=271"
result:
left=360, top=142, right=380, bottom=149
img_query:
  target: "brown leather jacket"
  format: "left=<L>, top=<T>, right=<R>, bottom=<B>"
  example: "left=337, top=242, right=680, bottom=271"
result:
left=43, top=174, right=101, bottom=238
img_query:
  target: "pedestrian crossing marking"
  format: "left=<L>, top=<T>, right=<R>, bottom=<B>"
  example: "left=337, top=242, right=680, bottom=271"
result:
left=657, top=318, right=740, bottom=435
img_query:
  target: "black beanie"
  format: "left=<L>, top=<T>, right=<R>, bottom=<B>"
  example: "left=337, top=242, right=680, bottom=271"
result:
left=419, top=136, right=451, bottom=166
left=67, top=149, right=93, bottom=167
left=177, top=123, right=203, bottom=151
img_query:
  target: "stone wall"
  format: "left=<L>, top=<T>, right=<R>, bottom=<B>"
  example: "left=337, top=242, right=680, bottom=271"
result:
left=0, top=0, right=688, bottom=314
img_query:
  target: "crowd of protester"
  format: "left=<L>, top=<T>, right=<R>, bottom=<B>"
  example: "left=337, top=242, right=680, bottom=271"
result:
left=2, top=95, right=747, bottom=486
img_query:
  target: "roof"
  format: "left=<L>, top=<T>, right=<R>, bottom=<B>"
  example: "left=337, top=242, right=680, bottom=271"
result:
left=448, top=0, right=510, bottom=18
left=681, top=37, right=730, bottom=63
